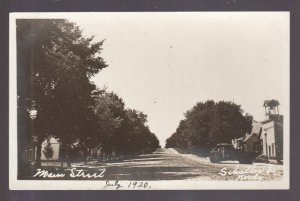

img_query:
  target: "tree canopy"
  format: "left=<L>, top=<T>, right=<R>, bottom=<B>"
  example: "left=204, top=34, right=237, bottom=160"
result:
left=92, top=92, right=159, bottom=156
left=17, top=19, right=107, bottom=148
left=165, top=101, right=253, bottom=149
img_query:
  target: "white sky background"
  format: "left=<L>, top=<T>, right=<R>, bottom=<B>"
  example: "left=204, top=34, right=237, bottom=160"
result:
left=68, top=12, right=289, bottom=146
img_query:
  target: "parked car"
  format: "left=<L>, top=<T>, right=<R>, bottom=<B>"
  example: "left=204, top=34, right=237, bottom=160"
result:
left=210, top=143, right=258, bottom=164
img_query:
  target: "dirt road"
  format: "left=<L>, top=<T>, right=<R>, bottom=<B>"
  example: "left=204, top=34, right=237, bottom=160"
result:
left=65, top=148, right=283, bottom=181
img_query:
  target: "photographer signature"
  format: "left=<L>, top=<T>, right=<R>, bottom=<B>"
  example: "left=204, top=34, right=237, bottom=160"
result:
left=218, top=165, right=277, bottom=181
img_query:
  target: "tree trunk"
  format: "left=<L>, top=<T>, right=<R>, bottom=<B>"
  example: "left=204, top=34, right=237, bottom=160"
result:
left=99, top=152, right=103, bottom=162
left=17, top=145, right=24, bottom=178
left=34, top=142, right=42, bottom=168
left=67, top=157, right=71, bottom=168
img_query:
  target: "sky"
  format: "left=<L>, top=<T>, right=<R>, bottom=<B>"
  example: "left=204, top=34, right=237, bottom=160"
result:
left=68, top=12, right=289, bottom=146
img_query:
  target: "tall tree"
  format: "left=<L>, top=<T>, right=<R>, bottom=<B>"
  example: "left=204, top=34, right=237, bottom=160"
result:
left=93, top=92, right=125, bottom=158
left=17, top=19, right=107, bottom=169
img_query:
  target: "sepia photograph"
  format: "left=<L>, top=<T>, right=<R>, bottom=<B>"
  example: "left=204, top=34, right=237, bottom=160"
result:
left=9, top=12, right=290, bottom=190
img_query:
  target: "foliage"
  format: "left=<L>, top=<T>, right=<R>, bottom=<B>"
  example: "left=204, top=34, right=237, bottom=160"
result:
left=124, top=109, right=159, bottom=154
left=166, top=101, right=253, bottom=149
left=91, top=92, right=160, bottom=156
left=17, top=19, right=107, bottom=150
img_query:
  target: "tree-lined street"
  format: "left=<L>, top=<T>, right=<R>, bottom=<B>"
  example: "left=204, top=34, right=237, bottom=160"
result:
left=16, top=18, right=285, bottom=182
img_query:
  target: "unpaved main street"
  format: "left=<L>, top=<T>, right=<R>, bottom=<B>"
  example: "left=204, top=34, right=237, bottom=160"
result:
left=60, top=148, right=284, bottom=181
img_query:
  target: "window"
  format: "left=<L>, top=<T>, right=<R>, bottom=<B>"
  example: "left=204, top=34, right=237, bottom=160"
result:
left=253, top=142, right=261, bottom=152
left=272, top=143, right=275, bottom=157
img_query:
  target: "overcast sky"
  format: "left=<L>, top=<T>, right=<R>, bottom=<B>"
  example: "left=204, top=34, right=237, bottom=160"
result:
left=68, top=12, right=289, bottom=146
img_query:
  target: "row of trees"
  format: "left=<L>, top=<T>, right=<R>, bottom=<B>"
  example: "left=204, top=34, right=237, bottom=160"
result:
left=17, top=19, right=159, bottom=176
left=165, top=101, right=253, bottom=154
left=90, top=92, right=159, bottom=157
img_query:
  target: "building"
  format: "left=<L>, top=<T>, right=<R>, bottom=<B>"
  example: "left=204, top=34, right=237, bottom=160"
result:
left=41, top=137, right=61, bottom=161
left=231, top=99, right=283, bottom=163
left=260, top=100, right=283, bottom=161
left=232, top=122, right=262, bottom=153
left=242, top=122, right=262, bottom=153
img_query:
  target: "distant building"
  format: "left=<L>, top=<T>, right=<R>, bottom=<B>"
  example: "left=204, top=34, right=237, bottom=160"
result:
left=242, top=122, right=262, bottom=153
left=41, top=137, right=61, bottom=161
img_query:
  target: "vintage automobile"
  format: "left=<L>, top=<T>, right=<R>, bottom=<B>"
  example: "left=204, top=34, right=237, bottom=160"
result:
left=209, top=143, right=258, bottom=164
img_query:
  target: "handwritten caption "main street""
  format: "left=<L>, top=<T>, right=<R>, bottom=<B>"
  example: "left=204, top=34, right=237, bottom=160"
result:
left=33, top=168, right=106, bottom=178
